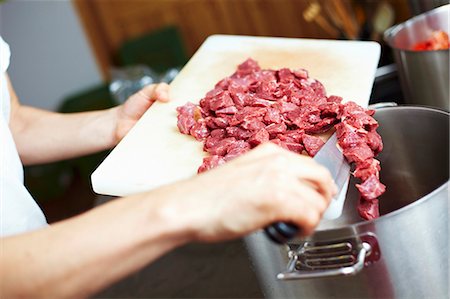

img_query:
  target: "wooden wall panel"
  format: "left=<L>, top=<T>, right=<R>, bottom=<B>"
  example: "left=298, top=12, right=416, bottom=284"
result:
left=73, top=0, right=411, bottom=79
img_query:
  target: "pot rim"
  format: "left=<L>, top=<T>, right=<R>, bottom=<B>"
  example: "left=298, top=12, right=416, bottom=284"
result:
left=384, top=4, right=449, bottom=53
left=316, top=105, right=449, bottom=234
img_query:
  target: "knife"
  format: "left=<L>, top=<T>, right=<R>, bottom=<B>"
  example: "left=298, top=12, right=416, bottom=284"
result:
left=264, top=133, right=350, bottom=244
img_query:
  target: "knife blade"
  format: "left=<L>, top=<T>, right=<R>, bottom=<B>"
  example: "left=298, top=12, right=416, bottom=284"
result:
left=264, top=132, right=350, bottom=243
left=314, top=133, right=351, bottom=219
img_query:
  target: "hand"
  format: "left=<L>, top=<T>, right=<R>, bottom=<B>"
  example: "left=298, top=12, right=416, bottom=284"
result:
left=114, top=83, right=170, bottom=143
left=162, top=143, right=337, bottom=243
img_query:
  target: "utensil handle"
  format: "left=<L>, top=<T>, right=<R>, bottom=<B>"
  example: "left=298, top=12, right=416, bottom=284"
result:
left=264, top=222, right=299, bottom=244
left=277, top=242, right=371, bottom=280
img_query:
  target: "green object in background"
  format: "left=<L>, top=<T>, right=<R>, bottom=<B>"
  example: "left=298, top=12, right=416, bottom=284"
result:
left=58, top=84, right=117, bottom=113
left=118, top=26, right=188, bottom=74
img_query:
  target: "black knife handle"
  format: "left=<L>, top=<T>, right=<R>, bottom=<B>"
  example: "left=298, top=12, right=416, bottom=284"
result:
left=264, top=222, right=299, bottom=244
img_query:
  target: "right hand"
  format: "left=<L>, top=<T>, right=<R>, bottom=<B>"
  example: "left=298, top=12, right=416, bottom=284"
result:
left=162, top=143, right=337, bottom=243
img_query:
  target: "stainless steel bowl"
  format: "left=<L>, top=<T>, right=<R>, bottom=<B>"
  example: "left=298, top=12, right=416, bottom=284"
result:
left=245, top=106, right=449, bottom=298
left=384, top=5, right=449, bottom=111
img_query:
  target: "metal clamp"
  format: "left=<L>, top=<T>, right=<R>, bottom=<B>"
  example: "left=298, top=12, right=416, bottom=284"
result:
left=277, top=234, right=380, bottom=280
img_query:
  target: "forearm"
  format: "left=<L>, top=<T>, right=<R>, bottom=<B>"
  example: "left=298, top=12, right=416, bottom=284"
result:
left=0, top=189, right=191, bottom=299
left=10, top=105, right=119, bottom=165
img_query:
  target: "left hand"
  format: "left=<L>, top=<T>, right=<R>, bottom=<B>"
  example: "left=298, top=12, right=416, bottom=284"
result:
left=114, top=83, right=170, bottom=143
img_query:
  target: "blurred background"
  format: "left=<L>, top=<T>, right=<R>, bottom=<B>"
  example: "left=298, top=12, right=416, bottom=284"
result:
left=0, top=0, right=447, bottom=297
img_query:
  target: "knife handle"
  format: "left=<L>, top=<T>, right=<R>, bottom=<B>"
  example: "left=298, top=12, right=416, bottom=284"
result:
left=264, top=222, right=299, bottom=244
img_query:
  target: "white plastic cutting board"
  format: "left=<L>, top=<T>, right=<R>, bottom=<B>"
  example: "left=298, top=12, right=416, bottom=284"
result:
left=91, top=35, right=380, bottom=196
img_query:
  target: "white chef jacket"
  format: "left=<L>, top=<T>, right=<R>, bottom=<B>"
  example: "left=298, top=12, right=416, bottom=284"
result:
left=0, top=36, right=47, bottom=237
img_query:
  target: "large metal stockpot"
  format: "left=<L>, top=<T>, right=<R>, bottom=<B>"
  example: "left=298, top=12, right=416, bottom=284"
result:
left=384, top=5, right=450, bottom=111
left=245, top=106, right=449, bottom=298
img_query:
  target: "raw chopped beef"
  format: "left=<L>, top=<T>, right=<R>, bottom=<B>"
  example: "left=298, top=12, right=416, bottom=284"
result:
left=176, top=58, right=385, bottom=220
left=302, top=134, right=325, bottom=157
left=413, top=30, right=450, bottom=51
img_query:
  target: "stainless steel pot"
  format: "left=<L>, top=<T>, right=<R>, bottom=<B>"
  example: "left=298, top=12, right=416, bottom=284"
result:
left=384, top=5, right=449, bottom=111
left=245, top=106, right=449, bottom=298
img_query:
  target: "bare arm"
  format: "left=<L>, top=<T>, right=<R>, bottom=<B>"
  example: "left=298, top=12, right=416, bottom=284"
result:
left=7, top=75, right=169, bottom=165
left=1, top=190, right=189, bottom=298
left=0, top=143, right=336, bottom=298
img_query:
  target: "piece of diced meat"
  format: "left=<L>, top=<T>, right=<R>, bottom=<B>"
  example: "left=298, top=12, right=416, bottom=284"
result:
left=210, top=129, right=225, bottom=138
left=189, top=120, right=209, bottom=141
left=230, top=106, right=266, bottom=126
left=204, top=137, right=236, bottom=156
left=306, top=117, right=337, bottom=134
left=366, top=131, right=383, bottom=154
left=228, top=80, right=249, bottom=95
left=225, top=126, right=253, bottom=140
left=176, top=102, right=198, bottom=134
left=198, top=155, right=226, bottom=173
left=357, top=198, right=380, bottom=220
left=309, top=80, right=327, bottom=99
left=285, top=142, right=304, bottom=154
left=277, top=68, right=296, bottom=83
left=248, top=128, right=270, bottom=146
left=205, top=87, right=224, bottom=99
left=215, top=77, right=231, bottom=90
left=335, top=122, right=365, bottom=148
left=356, top=175, right=386, bottom=200
left=255, top=80, right=278, bottom=100
left=343, top=143, right=374, bottom=164
left=266, top=122, right=287, bottom=136
left=264, top=107, right=283, bottom=124
left=272, top=139, right=304, bottom=154
left=213, top=117, right=229, bottom=128
left=241, top=118, right=266, bottom=132
left=225, top=140, right=251, bottom=161
left=208, top=91, right=234, bottom=111
left=235, top=58, right=261, bottom=76
left=353, top=159, right=381, bottom=181
left=278, top=129, right=304, bottom=143
left=341, top=101, right=366, bottom=118
left=327, top=95, right=343, bottom=103
left=247, top=97, right=275, bottom=107
left=346, top=113, right=379, bottom=131
left=302, top=134, right=325, bottom=157
left=319, top=102, right=341, bottom=119
left=293, top=68, right=309, bottom=79
left=216, top=106, right=238, bottom=115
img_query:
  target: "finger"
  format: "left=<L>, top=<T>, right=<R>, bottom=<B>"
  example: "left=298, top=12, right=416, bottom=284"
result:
left=272, top=176, right=330, bottom=219
left=136, top=84, right=158, bottom=103
left=290, top=160, right=335, bottom=203
left=268, top=150, right=335, bottom=203
left=154, top=83, right=170, bottom=102
left=272, top=194, right=322, bottom=236
left=293, top=181, right=330, bottom=214
left=232, top=144, right=336, bottom=201
left=258, top=177, right=329, bottom=236
left=228, top=142, right=336, bottom=202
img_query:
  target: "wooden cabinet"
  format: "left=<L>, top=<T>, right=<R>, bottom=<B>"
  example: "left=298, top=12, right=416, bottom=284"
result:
left=74, top=0, right=411, bottom=79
